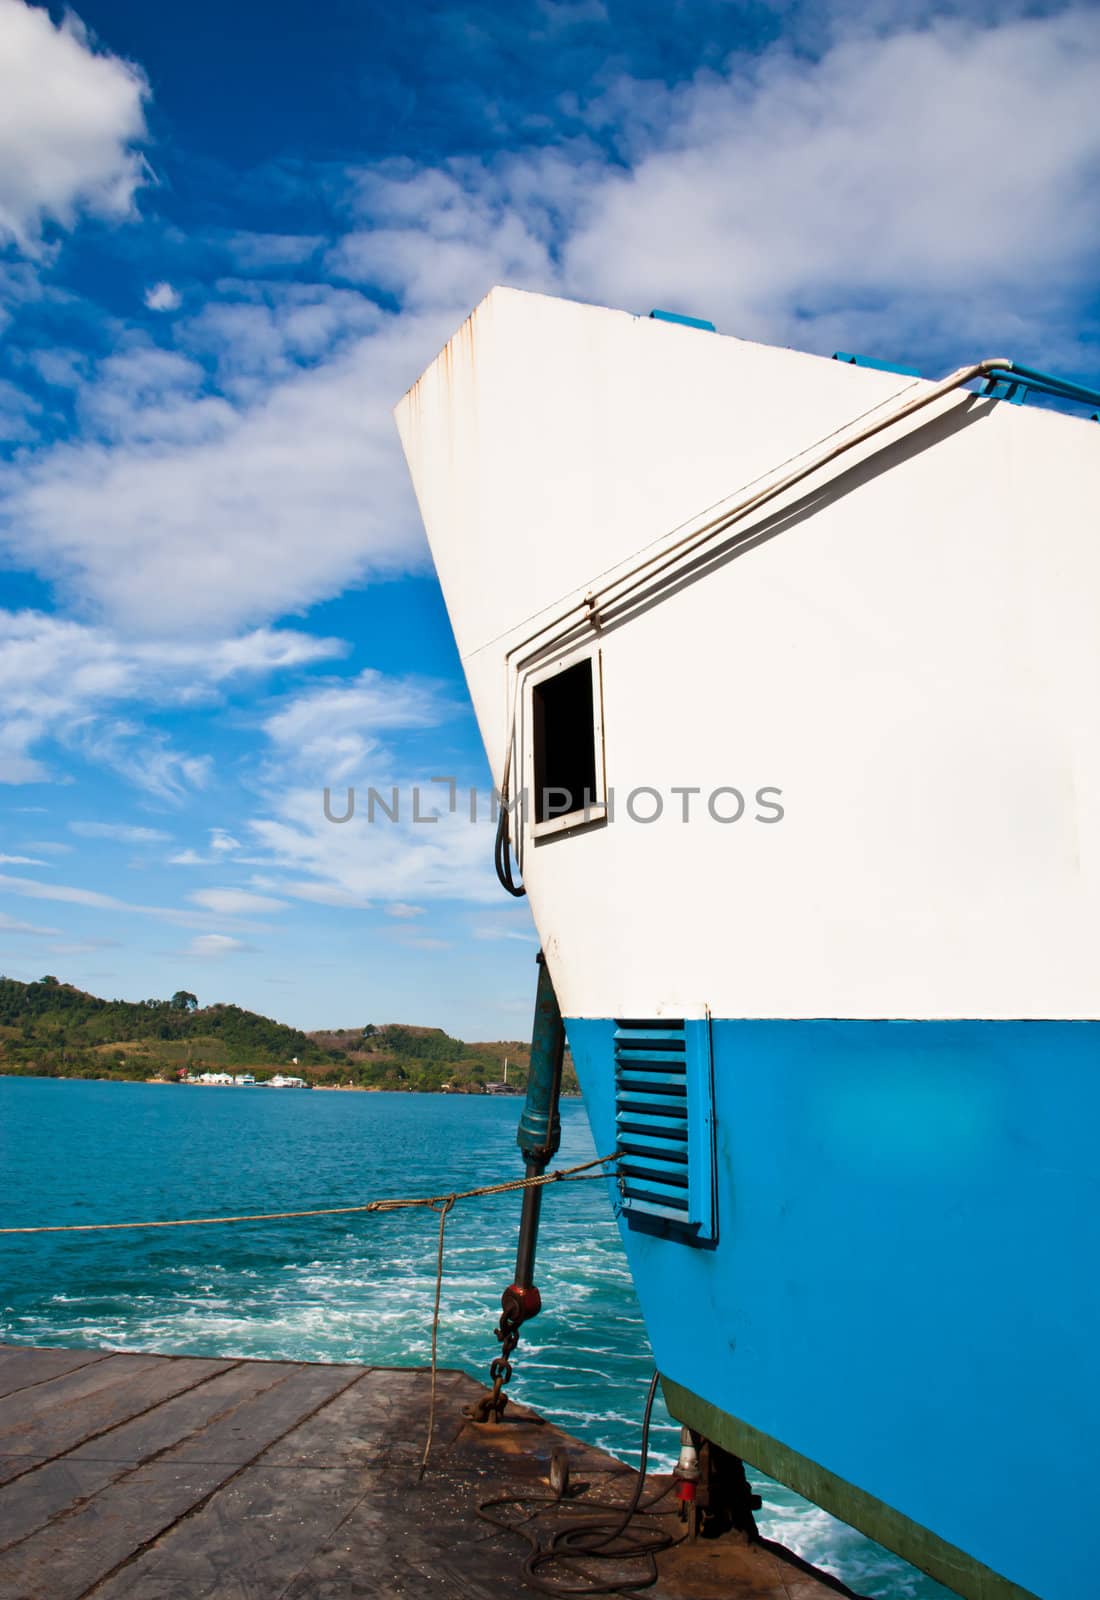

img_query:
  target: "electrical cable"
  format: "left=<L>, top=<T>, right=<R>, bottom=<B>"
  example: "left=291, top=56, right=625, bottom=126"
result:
left=495, top=782, right=525, bottom=896
left=477, top=1370, right=683, bottom=1595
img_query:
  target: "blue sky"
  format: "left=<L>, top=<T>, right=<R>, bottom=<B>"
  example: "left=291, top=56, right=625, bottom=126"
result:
left=1, top=0, right=1098, bottom=1035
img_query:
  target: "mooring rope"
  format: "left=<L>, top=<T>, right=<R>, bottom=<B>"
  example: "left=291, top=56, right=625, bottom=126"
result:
left=419, top=1195, right=455, bottom=1481
left=0, top=1153, right=620, bottom=1234
left=368, top=1153, right=618, bottom=1478
left=0, top=1150, right=621, bottom=1483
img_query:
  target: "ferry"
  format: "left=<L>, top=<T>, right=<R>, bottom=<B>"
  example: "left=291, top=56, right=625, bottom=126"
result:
left=395, top=287, right=1100, bottom=1600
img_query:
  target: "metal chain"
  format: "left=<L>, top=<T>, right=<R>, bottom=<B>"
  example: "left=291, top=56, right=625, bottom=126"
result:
left=468, top=1291, right=529, bottom=1423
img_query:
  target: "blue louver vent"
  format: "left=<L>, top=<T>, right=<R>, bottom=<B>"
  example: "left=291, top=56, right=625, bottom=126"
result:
left=614, top=1018, right=715, bottom=1240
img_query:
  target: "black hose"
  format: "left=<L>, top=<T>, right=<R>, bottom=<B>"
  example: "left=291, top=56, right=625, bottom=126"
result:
left=477, top=1370, right=681, bottom=1595
left=494, top=781, right=526, bottom=897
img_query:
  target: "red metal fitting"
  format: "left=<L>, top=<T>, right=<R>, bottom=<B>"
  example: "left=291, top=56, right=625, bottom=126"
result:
left=676, top=1479, right=697, bottom=1503
left=502, top=1283, right=542, bottom=1323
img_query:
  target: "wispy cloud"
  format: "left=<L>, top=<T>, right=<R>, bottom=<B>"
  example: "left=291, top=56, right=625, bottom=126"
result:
left=263, top=669, right=456, bottom=782
left=184, top=933, right=254, bottom=958
left=471, top=919, right=538, bottom=944
left=0, top=910, right=60, bottom=937
left=69, top=821, right=172, bottom=844
left=48, top=937, right=120, bottom=954
left=0, top=610, right=346, bottom=789
left=0, top=870, right=249, bottom=930
left=168, top=830, right=243, bottom=867
left=245, top=784, right=500, bottom=908
left=189, top=888, right=287, bottom=916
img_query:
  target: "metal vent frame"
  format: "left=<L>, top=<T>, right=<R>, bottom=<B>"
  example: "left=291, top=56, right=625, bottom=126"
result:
left=614, top=1017, right=715, bottom=1241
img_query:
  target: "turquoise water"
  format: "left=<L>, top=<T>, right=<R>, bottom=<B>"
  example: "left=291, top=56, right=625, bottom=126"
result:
left=0, top=1078, right=953, bottom=1600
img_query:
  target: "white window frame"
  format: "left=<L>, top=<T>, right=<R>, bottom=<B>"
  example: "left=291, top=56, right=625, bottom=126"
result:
left=523, top=645, right=607, bottom=840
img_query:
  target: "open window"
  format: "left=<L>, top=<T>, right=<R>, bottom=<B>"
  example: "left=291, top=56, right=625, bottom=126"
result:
left=527, top=650, right=606, bottom=838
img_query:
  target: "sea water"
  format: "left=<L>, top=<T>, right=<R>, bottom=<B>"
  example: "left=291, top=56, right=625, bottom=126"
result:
left=0, top=1078, right=953, bottom=1600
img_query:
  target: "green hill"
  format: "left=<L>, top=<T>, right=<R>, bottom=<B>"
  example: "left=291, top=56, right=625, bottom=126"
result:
left=0, top=975, right=326, bottom=1081
left=0, top=976, right=577, bottom=1093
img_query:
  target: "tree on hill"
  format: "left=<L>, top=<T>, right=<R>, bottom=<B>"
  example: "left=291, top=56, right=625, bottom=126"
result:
left=171, top=991, right=198, bottom=1012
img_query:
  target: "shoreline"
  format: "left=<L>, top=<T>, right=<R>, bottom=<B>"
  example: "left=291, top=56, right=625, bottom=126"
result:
left=0, top=1073, right=580, bottom=1097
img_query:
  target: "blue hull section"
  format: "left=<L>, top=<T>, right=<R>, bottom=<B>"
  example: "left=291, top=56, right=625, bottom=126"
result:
left=566, top=1017, right=1100, bottom=1600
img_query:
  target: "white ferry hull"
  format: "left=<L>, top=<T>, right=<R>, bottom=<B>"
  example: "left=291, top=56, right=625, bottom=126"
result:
left=396, top=287, right=1100, bottom=1600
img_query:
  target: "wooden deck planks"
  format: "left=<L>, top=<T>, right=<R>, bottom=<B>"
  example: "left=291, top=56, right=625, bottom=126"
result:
left=0, top=1361, right=364, bottom=1600
left=0, top=1353, right=168, bottom=1437
left=259, top=1365, right=471, bottom=1471
left=90, top=1467, right=378, bottom=1600
left=0, top=1345, right=852, bottom=1600
left=0, top=1362, right=300, bottom=1552
left=0, top=1354, right=235, bottom=1480
left=0, top=1348, right=110, bottom=1402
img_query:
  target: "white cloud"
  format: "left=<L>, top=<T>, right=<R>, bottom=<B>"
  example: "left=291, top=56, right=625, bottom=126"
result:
left=222, top=231, right=324, bottom=271
left=274, top=879, right=370, bottom=909
left=0, top=852, right=47, bottom=865
left=71, top=344, right=228, bottom=447
left=536, top=0, right=609, bottom=31
left=0, top=306, right=446, bottom=636
left=48, top=936, right=119, bottom=954
left=0, top=869, right=205, bottom=926
left=181, top=281, right=381, bottom=396
left=218, top=662, right=502, bottom=908
left=264, top=669, right=454, bottom=781
left=0, top=377, right=42, bottom=444
left=0, top=609, right=345, bottom=788
left=328, top=165, right=554, bottom=312
left=70, top=820, right=171, bottom=844
left=189, top=887, right=287, bottom=916
left=471, top=920, right=538, bottom=943
left=185, top=933, right=252, bottom=958
left=0, top=909, right=59, bottom=935
left=0, top=0, right=149, bottom=251
left=245, top=782, right=501, bottom=908
left=167, top=829, right=243, bottom=866
left=65, top=718, right=211, bottom=803
left=144, top=281, right=181, bottom=312
left=0, top=4, right=1096, bottom=699
left=561, top=10, right=1100, bottom=359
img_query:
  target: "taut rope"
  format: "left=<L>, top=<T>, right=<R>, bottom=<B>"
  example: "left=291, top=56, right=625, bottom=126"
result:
left=0, top=1153, right=619, bottom=1234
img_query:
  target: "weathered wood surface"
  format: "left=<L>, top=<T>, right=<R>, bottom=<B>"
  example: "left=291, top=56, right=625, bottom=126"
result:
left=0, top=1344, right=850, bottom=1600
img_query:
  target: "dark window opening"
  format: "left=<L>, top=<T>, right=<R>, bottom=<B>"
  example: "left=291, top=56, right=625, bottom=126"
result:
left=532, top=659, right=598, bottom=825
